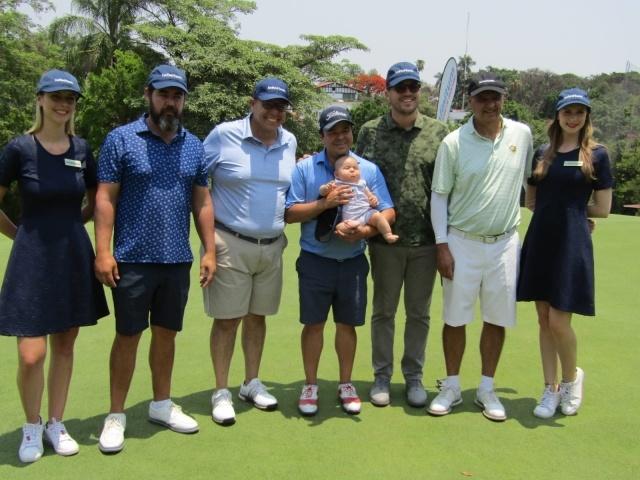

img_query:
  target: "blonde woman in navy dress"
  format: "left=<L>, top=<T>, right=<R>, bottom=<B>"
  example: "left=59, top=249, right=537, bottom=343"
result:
left=517, top=88, right=612, bottom=419
left=0, top=70, right=108, bottom=462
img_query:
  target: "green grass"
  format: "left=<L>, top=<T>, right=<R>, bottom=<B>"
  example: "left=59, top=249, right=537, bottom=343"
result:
left=1, top=211, right=639, bottom=479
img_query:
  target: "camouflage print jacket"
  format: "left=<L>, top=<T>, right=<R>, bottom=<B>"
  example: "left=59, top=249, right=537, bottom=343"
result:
left=355, top=112, right=450, bottom=246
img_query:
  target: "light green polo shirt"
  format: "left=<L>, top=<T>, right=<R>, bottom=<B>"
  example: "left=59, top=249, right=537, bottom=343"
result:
left=432, top=116, right=533, bottom=235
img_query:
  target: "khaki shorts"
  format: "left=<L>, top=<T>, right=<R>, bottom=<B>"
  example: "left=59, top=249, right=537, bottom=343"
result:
left=202, top=229, right=287, bottom=319
left=442, top=229, right=520, bottom=328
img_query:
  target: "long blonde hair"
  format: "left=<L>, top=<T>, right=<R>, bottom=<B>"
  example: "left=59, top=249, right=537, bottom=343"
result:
left=26, top=94, right=76, bottom=136
left=533, top=110, right=597, bottom=181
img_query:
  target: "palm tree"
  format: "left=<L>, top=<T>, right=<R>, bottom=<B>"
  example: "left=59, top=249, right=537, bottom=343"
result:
left=49, top=0, right=148, bottom=74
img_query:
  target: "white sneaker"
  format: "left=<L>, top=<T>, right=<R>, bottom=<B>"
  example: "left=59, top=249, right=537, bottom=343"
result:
left=238, top=378, right=278, bottom=410
left=338, top=383, right=361, bottom=414
left=211, top=389, right=236, bottom=425
left=560, top=367, right=585, bottom=416
left=19, top=420, right=44, bottom=463
left=475, top=388, right=507, bottom=421
left=427, top=379, right=462, bottom=416
left=298, top=384, right=319, bottom=416
left=44, top=418, right=79, bottom=456
left=533, top=386, right=560, bottom=419
left=98, top=413, right=126, bottom=453
left=149, top=400, right=198, bottom=433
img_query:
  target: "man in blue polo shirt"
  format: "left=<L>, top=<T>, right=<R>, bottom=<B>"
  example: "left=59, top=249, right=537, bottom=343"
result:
left=285, top=106, right=395, bottom=416
left=94, top=65, right=216, bottom=453
left=202, top=78, right=297, bottom=426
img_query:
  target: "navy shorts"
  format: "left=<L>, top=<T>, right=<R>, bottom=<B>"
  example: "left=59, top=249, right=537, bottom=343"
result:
left=296, top=250, right=369, bottom=326
left=111, top=263, right=191, bottom=335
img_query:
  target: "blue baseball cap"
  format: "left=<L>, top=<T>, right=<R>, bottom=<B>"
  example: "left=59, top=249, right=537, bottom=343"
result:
left=556, top=88, right=591, bottom=111
left=36, top=69, right=82, bottom=96
left=253, top=77, right=291, bottom=104
left=319, top=105, right=354, bottom=133
left=147, top=65, right=188, bottom=93
left=386, top=62, right=421, bottom=88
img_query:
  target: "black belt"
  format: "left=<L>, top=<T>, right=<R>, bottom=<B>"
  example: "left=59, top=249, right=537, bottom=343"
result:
left=215, top=221, right=281, bottom=245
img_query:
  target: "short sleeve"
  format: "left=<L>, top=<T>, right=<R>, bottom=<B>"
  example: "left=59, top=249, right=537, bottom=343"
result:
left=285, top=161, right=308, bottom=208
left=432, top=139, right=456, bottom=194
left=193, top=140, right=208, bottom=187
left=0, top=139, right=22, bottom=187
left=97, top=131, right=123, bottom=183
left=367, top=164, right=394, bottom=211
left=203, top=127, right=221, bottom=175
left=592, top=146, right=613, bottom=190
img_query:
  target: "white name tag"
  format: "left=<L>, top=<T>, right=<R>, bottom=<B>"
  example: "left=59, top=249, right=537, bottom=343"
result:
left=563, top=160, right=583, bottom=167
left=64, top=158, right=83, bottom=168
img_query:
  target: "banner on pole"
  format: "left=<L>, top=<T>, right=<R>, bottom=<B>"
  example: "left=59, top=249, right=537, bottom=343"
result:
left=437, top=57, right=458, bottom=122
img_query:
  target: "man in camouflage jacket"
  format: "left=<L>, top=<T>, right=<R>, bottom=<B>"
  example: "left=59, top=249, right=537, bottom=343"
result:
left=354, top=61, right=450, bottom=408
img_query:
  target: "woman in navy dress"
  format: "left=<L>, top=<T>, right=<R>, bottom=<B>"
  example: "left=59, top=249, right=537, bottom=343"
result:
left=517, top=88, right=612, bottom=419
left=0, top=70, right=108, bottom=462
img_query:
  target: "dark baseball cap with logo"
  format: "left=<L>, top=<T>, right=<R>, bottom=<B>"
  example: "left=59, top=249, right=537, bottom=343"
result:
left=253, top=78, right=291, bottom=104
left=386, top=62, right=421, bottom=88
left=319, top=105, right=354, bottom=133
left=467, top=72, right=507, bottom=96
left=556, top=88, right=591, bottom=111
left=147, top=65, right=188, bottom=93
left=36, top=69, right=82, bottom=96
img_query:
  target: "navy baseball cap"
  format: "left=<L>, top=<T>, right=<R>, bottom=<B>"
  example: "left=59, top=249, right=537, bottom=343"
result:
left=468, top=72, right=507, bottom=96
left=147, top=65, right=188, bottom=93
left=253, top=78, right=291, bottom=104
left=319, top=105, right=354, bottom=132
left=386, top=62, right=421, bottom=88
left=556, top=88, right=591, bottom=111
left=36, top=69, right=82, bottom=96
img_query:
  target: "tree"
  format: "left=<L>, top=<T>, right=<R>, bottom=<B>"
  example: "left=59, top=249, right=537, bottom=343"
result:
left=349, top=96, right=388, bottom=144
left=1, top=0, right=63, bottom=222
left=76, top=49, right=148, bottom=150
left=48, top=0, right=151, bottom=75
left=132, top=0, right=366, bottom=153
left=348, top=73, right=386, bottom=95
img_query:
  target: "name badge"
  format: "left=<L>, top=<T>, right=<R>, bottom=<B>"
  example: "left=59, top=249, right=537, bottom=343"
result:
left=563, top=160, right=583, bottom=167
left=64, top=158, right=83, bottom=168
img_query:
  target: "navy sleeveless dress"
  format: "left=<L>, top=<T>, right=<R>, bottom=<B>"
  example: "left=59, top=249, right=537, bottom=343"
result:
left=517, top=145, right=613, bottom=316
left=0, top=135, right=109, bottom=336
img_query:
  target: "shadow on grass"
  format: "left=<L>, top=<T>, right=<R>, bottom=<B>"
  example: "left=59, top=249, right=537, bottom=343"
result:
left=0, top=398, right=200, bottom=467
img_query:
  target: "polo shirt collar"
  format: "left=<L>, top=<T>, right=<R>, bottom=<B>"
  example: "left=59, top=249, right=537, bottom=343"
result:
left=466, top=115, right=506, bottom=139
left=135, top=114, right=186, bottom=139
left=315, top=149, right=357, bottom=172
left=242, top=114, right=287, bottom=147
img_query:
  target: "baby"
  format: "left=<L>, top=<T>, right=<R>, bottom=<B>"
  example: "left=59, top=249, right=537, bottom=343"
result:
left=320, top=155, right=398, bottom=244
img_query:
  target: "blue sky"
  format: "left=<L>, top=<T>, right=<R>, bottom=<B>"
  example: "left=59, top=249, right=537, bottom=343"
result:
left=30, top=0, right=638, bottom=85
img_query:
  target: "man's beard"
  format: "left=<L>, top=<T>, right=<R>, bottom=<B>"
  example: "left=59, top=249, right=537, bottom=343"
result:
left=149, top=105, right=182, bottom=133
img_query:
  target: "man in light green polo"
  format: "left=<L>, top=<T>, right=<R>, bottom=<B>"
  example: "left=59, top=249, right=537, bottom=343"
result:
left=427, top=72, right=533, bottom=422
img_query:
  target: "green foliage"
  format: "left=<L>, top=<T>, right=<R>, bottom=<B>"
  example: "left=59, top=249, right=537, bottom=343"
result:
left=611, top=139, right=640, bottom=212
left=349, top=95, right=387, bottom=144
left=75, top=50, right=148, bottom=151
left=0, top=2, right=62, bottom=223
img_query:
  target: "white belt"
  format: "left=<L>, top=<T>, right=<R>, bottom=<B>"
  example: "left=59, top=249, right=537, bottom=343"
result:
left=448, top=226, right=516, bottom=244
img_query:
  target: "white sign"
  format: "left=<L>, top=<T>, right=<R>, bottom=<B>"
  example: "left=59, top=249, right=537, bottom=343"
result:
left=437, top=57, right=458, bottom=122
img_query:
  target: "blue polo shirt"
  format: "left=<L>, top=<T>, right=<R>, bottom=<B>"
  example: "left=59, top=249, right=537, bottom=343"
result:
left=98, top=115, right=208, bottom=263
left=203, top=115, right=297, bottom=238
left=285, top=149, right=394, bottom=260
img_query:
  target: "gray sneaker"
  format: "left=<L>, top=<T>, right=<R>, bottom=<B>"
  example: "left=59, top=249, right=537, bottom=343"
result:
left=405, top=379, right=427, bottom=407
left=369, top=377, right=391, bottom=406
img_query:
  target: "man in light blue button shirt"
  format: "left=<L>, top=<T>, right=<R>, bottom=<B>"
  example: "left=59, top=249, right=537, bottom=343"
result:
left=202, top=78, right=297, bottom=425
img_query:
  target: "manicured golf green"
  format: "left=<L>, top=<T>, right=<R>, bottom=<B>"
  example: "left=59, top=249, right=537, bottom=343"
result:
left=0, top=210, right=638, bottom=479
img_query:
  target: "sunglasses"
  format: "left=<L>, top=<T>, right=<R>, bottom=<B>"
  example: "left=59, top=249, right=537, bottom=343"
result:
left=261, top=100, right=292, bottom=112
left=392, top=82, right=421, bottom=94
